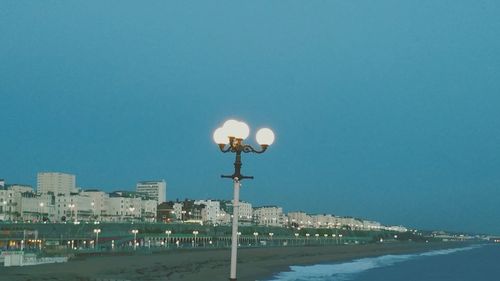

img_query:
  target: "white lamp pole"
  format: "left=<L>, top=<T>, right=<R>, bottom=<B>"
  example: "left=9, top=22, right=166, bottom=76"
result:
left=93, top=228, right=101, bottom=249
left=39, top=202, right=44, bottom=222
left=213, top=119, right=275, bottom=281
left=132, top=229, right=139, bottom=250
left=165, top=230, right=172, bottom=248
left=193, top=230, right=199, bottom=247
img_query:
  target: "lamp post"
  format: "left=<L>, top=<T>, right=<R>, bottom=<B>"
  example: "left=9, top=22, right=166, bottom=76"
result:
left=237, top=231, right=241, bottom=247
left=93, top=229, right=101, bottom=249
left=129, top=207, right=135, bottom=222
left=253, top=232, right=259, bottom=246
left=39, top=202, right=44, bottom=222
left=213, top=119, right=275, bottom=281
left=91, top=202, right=95, bottom=221
left=269, top=232, right=274, bottom=246
left=68, top=204, right=76, bottom=223
left=193, top=230, right=199, bottom=247
left=294, top=233, right=299, bottom=246
left=132, top=229, right=139, bottom=250
left=305, top=233, right=310, bottom=245
left=165, top=230, right=172, bottom=248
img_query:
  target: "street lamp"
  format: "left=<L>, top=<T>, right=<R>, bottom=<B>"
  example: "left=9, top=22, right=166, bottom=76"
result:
left=129, top=207, right=135, bottom=222
left=269, top=232, right=274, bottom=246
left=131, top=229, right=139, bottom=250
left=39, top=202, right=44, bottom=222
left=213, top=119, right=275, bottom=281
left=253, top=232, right=259, bottom=246
left=165, top=230, right=172, bottom=248
left=193, top=230, right=199, bottom=247
left=68, top=204, right=76, bottom=223
left=91, top=202, right=95, bottom=220
left=93, top=228, right=101, bottom=249
left=294, top=233, right=299, bottom=246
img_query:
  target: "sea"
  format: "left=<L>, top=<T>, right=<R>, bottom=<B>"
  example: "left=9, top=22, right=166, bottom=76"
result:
left=266, top=244, right=499, bottom=281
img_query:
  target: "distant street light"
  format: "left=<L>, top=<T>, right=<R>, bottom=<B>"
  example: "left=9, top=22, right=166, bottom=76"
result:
left=129, top=207, right=135, bottom=222
left=214, top=119, right=275, bottom=281
left=68, top=204, right=76, bottom=223
left=165, top=230, right=172, bottom=247
left=39, top=202, right=44, bottom=222
left=131, top=229, right=139, bottom=250
left=93, top=228, right=101, bottom=248
left=193, top=230, right=199, bottom=247
left=253, top=232, right=259, bottom=246
left=91, top=202, right=95, bottom=220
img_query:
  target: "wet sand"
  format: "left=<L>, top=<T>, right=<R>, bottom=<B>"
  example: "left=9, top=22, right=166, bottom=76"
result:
left=0, top=242, right=463, bottom=281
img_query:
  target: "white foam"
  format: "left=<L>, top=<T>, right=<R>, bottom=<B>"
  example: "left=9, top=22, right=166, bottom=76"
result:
left=265, top=245, right=481, bottom=281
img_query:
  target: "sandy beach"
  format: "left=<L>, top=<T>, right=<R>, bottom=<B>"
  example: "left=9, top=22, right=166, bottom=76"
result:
left=0, top=242, right=465, bottom=281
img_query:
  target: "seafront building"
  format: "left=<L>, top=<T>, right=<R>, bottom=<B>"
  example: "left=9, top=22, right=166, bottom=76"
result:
left=253, top=206, right=286, bottom=227
left=37, top=172, right=77, bottom=195
left=136, top=180, right=166, bottom=205
left=221, top=200, right=253, bottom=224
left=0, top=174, right=158, bottom=223
left=0, top=174, right=407, bottom=232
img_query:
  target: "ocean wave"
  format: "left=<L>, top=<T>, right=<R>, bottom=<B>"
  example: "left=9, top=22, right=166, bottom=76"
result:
left=265, top=245, right=482, bottom=281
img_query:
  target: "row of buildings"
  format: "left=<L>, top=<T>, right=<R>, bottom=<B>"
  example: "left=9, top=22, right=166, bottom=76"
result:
left=1, top=173, right=407, bottom=232
left=0, top=173, right=166, bottom=223
left=158, top=200, right=408, bottom=232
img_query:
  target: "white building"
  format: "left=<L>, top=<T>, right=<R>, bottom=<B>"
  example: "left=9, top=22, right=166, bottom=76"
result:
left=136, top=180, right=166, bottom=205
left=19, top=193, right=40, bottom=221
left=311, top=214, right=336, bottom=228
left=54, top=194, right=93, bottom=222
left=7, top=184, right=34, bottom=194
left=195, top=200, right=222, bottom=224
left=221, top=200, right=253, bottom=224
left=0, top=189, right=19, bottom=221
left=37, top=172, right=76, bottom=195
left=253, top=206, right=285, bottom=227
left=141, top=199, right=157, bottom=222
left=287, top=211, right=312, bottom=228
left=105, top=192, right=142, bottom=222
left=362, top=220, right=382, bottom=231
left=173, top=202, right=183, bottom=220
left=80, top=189, right=109, bottom=220
left=385, top=225, right=408, bottom=232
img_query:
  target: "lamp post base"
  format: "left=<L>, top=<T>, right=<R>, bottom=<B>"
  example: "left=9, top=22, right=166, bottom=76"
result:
left=229, top=279, right=237, bottom=281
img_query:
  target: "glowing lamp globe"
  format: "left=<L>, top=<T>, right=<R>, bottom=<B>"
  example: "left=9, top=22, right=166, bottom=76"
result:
left=234, top=121, right=250, bottom=140
left=213, top=127, right=229, bottom=145
left=256, top=128, right=275, bottom=146
left=222, top=119, right=240, bottom=138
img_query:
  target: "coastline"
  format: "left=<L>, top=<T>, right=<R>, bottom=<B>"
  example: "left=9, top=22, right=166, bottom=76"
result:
left=0, top=242, right=467, bottom=281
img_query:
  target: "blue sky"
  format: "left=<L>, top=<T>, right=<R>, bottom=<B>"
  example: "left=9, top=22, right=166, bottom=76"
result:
left=1, top=1, right=499, bottom=234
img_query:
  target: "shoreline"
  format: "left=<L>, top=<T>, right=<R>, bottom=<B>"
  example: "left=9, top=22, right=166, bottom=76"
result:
left=0, top=242, right=468, bottom=281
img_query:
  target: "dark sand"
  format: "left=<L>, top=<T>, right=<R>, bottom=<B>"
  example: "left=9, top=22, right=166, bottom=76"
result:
left=0, top=243, right=464, bottom=281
